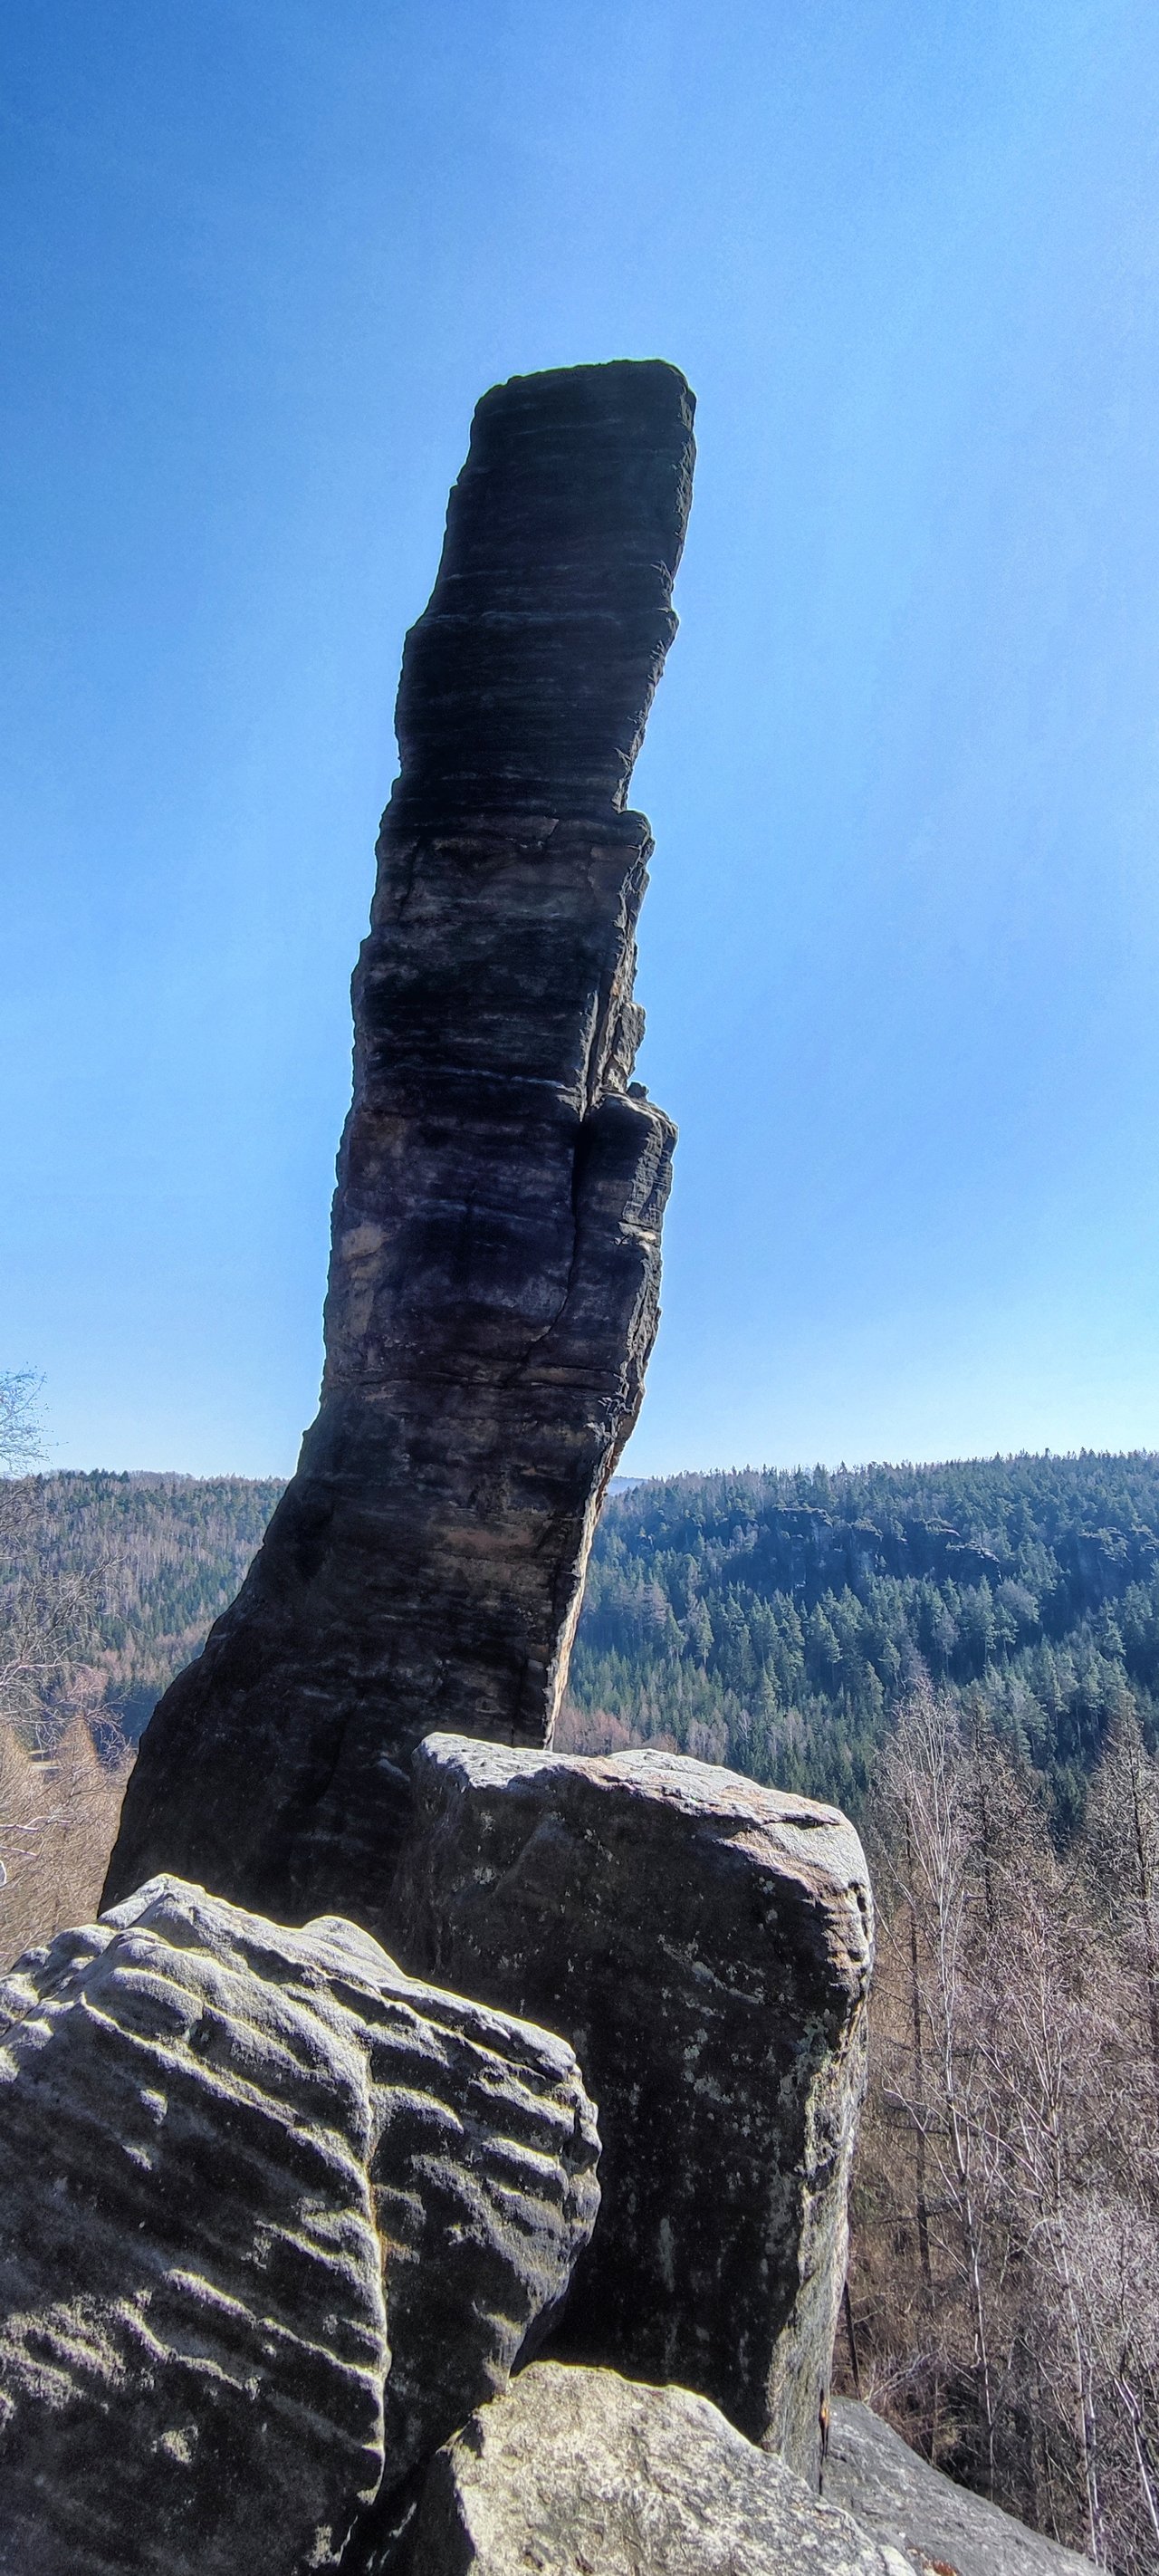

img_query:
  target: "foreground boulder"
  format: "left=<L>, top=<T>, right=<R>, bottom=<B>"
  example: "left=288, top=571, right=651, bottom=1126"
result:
left=0, top=1878, right=599, bottom=2576
left=105, top=358, right=695, bottom=1935
left=0, top=1881, right=385, bottom=2576
left=407, top=2361, right=911, bottom=2576
left=825, top=2398, right=1097, bottom=2576
left=391, top=1738, right=873, bottom=2477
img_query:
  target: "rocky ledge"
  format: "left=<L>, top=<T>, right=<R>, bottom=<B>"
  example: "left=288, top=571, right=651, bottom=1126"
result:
left=824, top=2399, right=1097, bottom=2576
left=407, top=2361, right=913, bottom=2576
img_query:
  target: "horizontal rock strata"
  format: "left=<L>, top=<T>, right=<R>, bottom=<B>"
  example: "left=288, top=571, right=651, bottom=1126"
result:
left=0, top=1882, right=387, bottom=2576
left=0, top=1877, right=599, bottom=2576
left=824, top=2400, right=1098, bottom=2576
left=390, top=1736, right=873, bottom=2477
left=104, top=359, right=694, bottom=1934
left=407, top=2361, right=912, bottom=2576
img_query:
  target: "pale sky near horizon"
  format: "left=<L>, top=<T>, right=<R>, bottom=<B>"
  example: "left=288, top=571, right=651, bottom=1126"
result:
left=4, top=0, right=1159, bottom=1479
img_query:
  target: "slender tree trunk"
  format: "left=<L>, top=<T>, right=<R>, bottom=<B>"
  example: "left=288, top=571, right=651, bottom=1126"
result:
left=905, top=1810, right=934, bottom=2302
left=1051, top=2130, right=1102, bottom=2566
left=941, top=2028, right=996, bottom=2495
left=1127, top=1753, right=1159, bottom=2116
left=972, top=1703, right=998, bottom=1932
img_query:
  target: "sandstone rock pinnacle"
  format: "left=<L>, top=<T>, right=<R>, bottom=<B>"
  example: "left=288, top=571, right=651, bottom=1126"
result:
left=104, top=359, right=694, bottom=1930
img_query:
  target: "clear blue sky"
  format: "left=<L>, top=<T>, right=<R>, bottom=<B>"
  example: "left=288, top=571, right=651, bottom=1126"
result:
left=3, top=0, right=1159, bottom=1477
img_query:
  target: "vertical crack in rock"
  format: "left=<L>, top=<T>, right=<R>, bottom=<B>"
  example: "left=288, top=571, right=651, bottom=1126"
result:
left=105, top=360, right=694, bottom=1933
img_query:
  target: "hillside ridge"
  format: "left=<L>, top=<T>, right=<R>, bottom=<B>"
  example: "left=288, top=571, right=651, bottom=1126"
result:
left=8, top=1451, right=1159, bottom=1827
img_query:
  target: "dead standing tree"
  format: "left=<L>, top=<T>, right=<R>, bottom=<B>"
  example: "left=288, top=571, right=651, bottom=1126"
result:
left=873, top=1683, right=999, bottom=2494
left=852, top=1677, right=1159, bottom=2572
left=0, top=1370, right=130, bottom=1966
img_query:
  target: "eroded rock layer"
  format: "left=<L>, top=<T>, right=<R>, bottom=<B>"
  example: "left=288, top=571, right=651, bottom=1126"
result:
left=391, top=1737, right=873, bottom=2478
left=0, top=1877, right=600, bottom=2576
left=0, top=1883, right=388, bottom=2576
left=105, top=359, right=694, bottom=1929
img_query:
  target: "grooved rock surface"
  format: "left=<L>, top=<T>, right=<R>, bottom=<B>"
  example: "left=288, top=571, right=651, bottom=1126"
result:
left=0, top=1877, right=599, bottom=2576
left=390, top=1737, right=873, bottom=2479
left=105, top=359, right=694, bottom=1934
left=825, top=2400, right=1098, bottom=2576
left=0, top=1880, right=388, bottom=2576
left=407, top=2362, right=913, bottom=2576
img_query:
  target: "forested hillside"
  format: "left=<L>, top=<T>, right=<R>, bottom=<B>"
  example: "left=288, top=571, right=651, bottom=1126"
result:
left=7, top=1471, right=285, bottom=1739
left=567, top=1452, right=1159, bottom=1829
left=7, top=1451, right=1159, bottom=1832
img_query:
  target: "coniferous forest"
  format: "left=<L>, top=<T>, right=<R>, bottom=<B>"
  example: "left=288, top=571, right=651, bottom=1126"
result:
left=565, top=1451, right=1159, bottom=1831
left=1, top=1470, right=285, bottom=1743
left=5, top=1450, right=1159, bottom=1831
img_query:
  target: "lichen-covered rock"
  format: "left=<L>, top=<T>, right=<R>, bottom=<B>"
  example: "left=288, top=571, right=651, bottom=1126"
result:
left=104, top=359, right=695, bottom=1936
left=407, top=2362, right=912, bottom=2576
left=824, top=2399, right=1097, bottom=2576
left=0, top=1877, right=599, bottom=2576
left=390, top=1737, right=873, bottom=2478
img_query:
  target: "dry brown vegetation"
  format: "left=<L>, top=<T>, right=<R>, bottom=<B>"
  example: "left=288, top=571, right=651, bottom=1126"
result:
left=843, top=1683, right=1159, bottom=2573
left=0, top=1718, right=133, bottom=1969
left=0, top=1375, right=133, bottom=1968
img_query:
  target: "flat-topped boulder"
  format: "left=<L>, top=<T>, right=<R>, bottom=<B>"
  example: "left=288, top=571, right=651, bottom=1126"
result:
left=825, top=2399, right=1098, bottom=2576
left=407, top=2361, right=912, bottom=2576
left=0, top=1877, right=599, bottom=2576
left=390, top=1738, right=873, bottom=2478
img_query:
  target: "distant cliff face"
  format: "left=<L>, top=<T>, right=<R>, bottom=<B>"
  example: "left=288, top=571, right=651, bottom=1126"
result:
left=105, top=360, right=695, bottom=1933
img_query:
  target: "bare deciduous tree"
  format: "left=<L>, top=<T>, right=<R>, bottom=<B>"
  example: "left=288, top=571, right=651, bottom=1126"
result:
left=0, top=1370, right=132, bottom=1966
left=848, top=1677, right=1159, bottom=2574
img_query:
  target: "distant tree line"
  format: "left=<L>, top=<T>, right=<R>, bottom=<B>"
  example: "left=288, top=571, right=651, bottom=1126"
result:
left=0, top=1437, right=281, bottom=1961
left=8, top=1447, right=1159, bottom=1830
left=565, top=1453, right=1159, bottom=1832
left=1, top=1467, right=284, bottom=1741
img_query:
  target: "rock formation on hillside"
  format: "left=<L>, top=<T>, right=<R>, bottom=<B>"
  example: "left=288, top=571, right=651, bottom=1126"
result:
left=105, top=359, right=694, bottom=1932
left=407, top=2362, right=912, bottom=2576
left=0, top=1876, right=599, bottom=2575
left=391, top=1736, right=873, bottom=2479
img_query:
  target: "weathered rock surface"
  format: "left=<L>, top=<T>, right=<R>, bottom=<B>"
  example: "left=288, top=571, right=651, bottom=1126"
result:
left=0, top=1879, right=387, bottom=2576
left=825, top=2399, right=1097, bottom=2576
left=105, top=359, right=694, bottom=1933
left=391, top=1736, right=873, bottom=2478
left=407, top=2361, right=912, bottom=2576
left=0, top=1876, right=599, bottom=2576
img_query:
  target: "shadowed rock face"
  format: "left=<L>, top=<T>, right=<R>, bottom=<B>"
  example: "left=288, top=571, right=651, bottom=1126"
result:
left=391, top=1737, right=873, bottom=2480
left=104, top=359, right=694, bottom=1932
